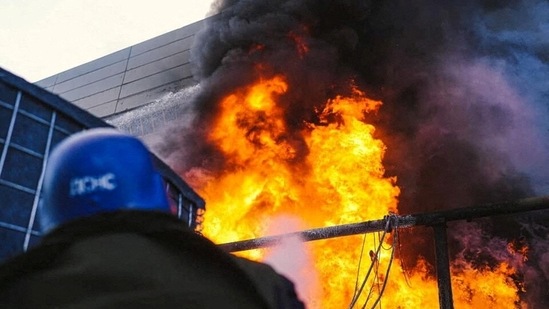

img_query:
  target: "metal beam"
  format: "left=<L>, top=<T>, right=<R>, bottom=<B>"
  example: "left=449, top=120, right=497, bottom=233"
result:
left=433, top=224, right=454, bottom=309
left=218, top=195, right=549, bottom=252
left=218, top=196, right=549, bottom=309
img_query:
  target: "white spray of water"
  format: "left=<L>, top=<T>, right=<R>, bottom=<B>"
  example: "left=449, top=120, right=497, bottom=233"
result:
left=106, top=84, right=201, bottom=135
left=106, top=84, right=202, bottom=158
left=262, top=215, right=320, bottom=306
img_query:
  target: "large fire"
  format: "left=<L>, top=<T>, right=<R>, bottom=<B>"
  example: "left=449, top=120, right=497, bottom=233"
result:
left=187, top=76, right=525, bottom=308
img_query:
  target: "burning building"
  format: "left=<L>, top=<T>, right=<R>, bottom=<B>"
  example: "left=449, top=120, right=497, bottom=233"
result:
left=7, top=0, right=549, bottom=308
left=150, top=1, right=549, bottom=307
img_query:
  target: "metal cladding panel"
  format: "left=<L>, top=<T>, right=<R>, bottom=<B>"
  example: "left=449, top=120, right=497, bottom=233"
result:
left=125, top=50, right=191, bottom=83
left=119, top=65, right=188, bottom=98
left=35, top=19, right=206, bottom=118
left=127, top=39, right=193, bottom=72
left=72, top=87, right=121, bottom=110
left=56, top=48, right=131, bottom=84
left=0, top=67, right=205, bottom=262
left=53, top=60, right=128, bottom=94
left=34, top=75, right=57, bottom=89
left=114, top=77, right=194, bottom=113
left=129, top=20, right=203, bottom=57
left=59, top=73, right=125, bottom=102
left=86, top=100, right=118, bottom=118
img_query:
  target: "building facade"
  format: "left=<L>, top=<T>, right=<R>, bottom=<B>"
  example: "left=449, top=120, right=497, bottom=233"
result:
left=0, top=20, right=207, bottom=261
left=35, top=20, right=204, bottom=120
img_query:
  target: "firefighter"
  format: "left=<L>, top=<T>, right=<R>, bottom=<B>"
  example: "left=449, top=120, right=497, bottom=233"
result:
left=0, top=128, right=303, bottom=309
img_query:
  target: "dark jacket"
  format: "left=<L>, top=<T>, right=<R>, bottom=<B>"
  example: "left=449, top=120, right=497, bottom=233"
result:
left=0, top=211, right=304, bottom=309
left=232, top=256, right=305, bottom=309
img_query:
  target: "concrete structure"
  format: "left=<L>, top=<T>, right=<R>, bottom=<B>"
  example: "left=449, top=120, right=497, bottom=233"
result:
left=35, top=19, right=205, bottom=119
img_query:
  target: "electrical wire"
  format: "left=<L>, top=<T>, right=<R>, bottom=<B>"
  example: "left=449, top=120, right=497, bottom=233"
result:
left=366, top=214, right=399, bottom=309
left=366, top=229, right=396, bottom=308
left=381, top=230, right=394, bottom=251
left=362, top=235, right=381, bottom=308
left=348, top=222, right=388, bottom=309
left=351, top=232, right=369, bottom=302
left=348, top=217, right=392, bottom=309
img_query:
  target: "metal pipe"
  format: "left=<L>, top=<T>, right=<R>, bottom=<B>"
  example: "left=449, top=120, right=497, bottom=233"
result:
left=219, top=216, right=397, bottom=252
left=218, top=195, right=549, bottom=252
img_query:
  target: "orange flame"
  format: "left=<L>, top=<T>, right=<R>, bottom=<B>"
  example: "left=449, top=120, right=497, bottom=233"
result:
left=187, top=75, right=525, bottom=308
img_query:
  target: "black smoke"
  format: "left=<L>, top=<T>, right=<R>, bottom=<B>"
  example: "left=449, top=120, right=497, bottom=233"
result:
left=156, top=0, right=549, bottom=306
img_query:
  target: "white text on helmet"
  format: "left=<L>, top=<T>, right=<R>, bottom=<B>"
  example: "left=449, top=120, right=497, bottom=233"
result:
left=70, top=173, right=117, bottom=196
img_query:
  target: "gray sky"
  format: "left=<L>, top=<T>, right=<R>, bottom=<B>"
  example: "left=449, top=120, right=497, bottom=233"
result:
left=0, top=0, right=215, bottom=82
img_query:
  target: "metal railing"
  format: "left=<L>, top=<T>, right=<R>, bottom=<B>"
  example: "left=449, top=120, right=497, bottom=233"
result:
left=219, top=196, right=549, bottom=309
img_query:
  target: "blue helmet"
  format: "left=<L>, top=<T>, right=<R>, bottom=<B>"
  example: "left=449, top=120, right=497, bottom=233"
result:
left=39, top=128, right=174, bottom=233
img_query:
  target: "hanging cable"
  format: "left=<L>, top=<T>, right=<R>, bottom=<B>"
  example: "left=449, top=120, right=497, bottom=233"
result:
left=362, top=234, right=381, bottom=308
left=366, top=214, right=399, bottom=309
left=362, top=229, right=392, bottom=309
left=380, top=229, right=394, bottom=251
left=372, top=231, right=381, bottom=302
left=351, top=232, right=369, bottom=302
left=365, top=243, right=395, bottom=309
left=348, top=217, right=392, bottom=309
left=348, top=220, right=388, bottom=309
left=362, top=249, right=379, bottom=308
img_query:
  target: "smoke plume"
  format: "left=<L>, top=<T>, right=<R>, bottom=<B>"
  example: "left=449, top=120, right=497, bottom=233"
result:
left=154, top=0, right=549, bottom=306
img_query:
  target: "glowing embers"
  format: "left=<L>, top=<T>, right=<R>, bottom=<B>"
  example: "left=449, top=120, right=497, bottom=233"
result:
left=288, top=29, right=310, bottom=58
